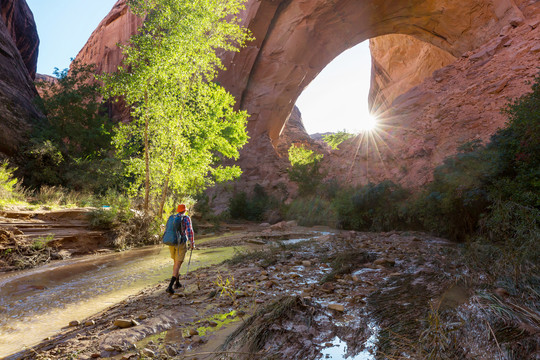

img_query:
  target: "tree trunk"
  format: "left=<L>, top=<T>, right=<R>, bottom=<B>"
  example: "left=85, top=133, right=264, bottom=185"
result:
left=144, top=92, right=150, bottom=215
left=158, top=144, right=177, bottom=218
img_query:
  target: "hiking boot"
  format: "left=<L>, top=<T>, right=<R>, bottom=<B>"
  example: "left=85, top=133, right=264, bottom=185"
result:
left=166, top=276, right=176, bottom=294
left=174, top=278, right=182, bottom=289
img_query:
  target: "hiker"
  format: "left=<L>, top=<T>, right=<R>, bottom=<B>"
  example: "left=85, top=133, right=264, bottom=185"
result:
left=164, top=204, right=195, bottom=294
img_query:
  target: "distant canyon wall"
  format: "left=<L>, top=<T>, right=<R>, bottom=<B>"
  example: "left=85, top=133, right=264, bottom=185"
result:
left=0, top=0, right=41, bottom=158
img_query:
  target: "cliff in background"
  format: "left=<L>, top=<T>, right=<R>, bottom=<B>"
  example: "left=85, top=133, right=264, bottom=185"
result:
left=0, top=0, right=41, bottom=159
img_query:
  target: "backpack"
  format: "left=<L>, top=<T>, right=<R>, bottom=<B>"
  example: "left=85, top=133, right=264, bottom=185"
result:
left=162, top=214, right=188, bottom=246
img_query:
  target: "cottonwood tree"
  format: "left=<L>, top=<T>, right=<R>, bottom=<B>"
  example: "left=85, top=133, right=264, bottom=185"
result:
left=101, top=0, right=251, bottom=215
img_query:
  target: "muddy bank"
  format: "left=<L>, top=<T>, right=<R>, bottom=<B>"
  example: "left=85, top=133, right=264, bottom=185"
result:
left=0, top=208, right=111, bottom=272
left=12, top=227, right=539, bottom=360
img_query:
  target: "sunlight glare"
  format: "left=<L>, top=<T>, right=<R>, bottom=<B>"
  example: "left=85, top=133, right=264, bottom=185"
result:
left=357, top=114, right=378, bottom=132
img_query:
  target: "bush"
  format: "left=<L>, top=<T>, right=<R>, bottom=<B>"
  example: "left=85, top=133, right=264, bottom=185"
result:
left=88, top=191, right=133, bottom=229
left=287, top=144, right=325, bottom=196
left=332, top=181, right=410, bottom=231
left=22, top=61, right=117, bottom=192
left=0, top=161, right=24, bottom=205
left=479, top=200, right=539, bottom=265
left=285, top=196, right=335, bottom=227
left=323, top=131, right=354, bottom=150
left=228, top=184, right=276, bottom=221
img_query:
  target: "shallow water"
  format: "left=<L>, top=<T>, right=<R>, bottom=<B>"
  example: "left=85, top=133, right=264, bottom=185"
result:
left=0, top=245, right=236, bottom=357
left=319, top=323, right=379, bottom=360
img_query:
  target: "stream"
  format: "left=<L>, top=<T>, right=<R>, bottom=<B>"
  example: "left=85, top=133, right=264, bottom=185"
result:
left=0, top=245, right=237, bottom=358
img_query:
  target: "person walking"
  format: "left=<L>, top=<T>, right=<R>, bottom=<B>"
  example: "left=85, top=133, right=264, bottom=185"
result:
left=165, top=204, right=195, bottom=294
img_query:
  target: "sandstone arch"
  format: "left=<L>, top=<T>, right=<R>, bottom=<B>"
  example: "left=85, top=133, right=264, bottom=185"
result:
left=216, top=0, right=523, bottom=143
left=76, top=0, right=524, bottom=143
left=71, top=0, right=539, bottom=191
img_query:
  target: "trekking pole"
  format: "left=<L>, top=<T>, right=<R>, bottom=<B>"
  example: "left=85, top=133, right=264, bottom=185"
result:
left=186, top=246, right=193, bottom=275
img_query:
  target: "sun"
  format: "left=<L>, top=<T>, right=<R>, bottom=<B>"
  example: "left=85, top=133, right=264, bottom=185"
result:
left=357, top=114, right=378, bottom=132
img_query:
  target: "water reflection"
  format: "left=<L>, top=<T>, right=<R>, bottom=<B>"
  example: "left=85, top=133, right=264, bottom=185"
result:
left=0, top=245, right=236, bottom=357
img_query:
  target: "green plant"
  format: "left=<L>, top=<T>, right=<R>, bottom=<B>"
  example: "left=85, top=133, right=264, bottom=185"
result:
left=323, top=130, right=354, bottom=150
left=287, top=144, right=325, bottom=196
left=101, top=0, right=252, bottom=215
left=332, top=181, right=410, bottom=231
left=24, top=61, right=115, bottom=192
left=214, top=273, right=237, bottom=303
left=285, top=196, right=335, bottom=227
left=0, top=161, right=25, bottom=205
left=32, top=234, right=54, bottom=250
left=228, top=184, right=276, bottom=221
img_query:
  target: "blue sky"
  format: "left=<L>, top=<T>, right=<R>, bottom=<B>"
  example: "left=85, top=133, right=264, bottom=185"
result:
left=26, top=0, right=373, bottom=134
left=27, top=0, right=118, bottom=75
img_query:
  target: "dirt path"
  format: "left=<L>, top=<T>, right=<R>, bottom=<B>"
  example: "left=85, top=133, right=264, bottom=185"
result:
left=9, top=225, right=538, bottom=360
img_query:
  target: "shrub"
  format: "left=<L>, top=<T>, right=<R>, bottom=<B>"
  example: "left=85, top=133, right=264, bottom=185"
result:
left=287, top=144, right=325, bottom=196
left=487, top=73, right=540, bottom=208
left=409, top=142, right=492, bottom=241
left=0, top=161, right=24, bottom=205
left=228, top=184, right=276, bottom=221
left=323, top=130, right=354, bottom=150
left=285, top=196, right=335, bottom=227
left=22, top=61, right=116, bottom=192
left=332, top=181, right=410, bottom=231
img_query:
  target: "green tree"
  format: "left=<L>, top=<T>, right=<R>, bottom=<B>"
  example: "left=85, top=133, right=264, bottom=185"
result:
left=25, top=61, right=114, bottom=190
left=101, top=0, right=252, bottom=215
left=323, top=130, right=354, bottom=150
left=287, top=144, right=325, bottom=196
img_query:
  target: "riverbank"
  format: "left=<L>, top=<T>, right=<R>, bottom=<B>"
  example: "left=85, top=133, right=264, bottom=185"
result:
left=11, top=227, right=537, bottom=360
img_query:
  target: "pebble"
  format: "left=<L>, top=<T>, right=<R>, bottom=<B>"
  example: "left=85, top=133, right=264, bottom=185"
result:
left=189, top=329, right=199, bottom=336
left=328, top=303, right=345, bottom=312
left=137, top=314, right=147, bottom=320
left=209, top=321, right=218, bottom=327
left=302, top=260, right=312, bottom=267
left=68, top=320, right=80, bottom=327
left=192, top=335, right=203, bottom=344
left=90, top=354, right=100, bottom=358
left=113, top=319, right=137, bottom=328
left=84, top=320, right=95, bottom=326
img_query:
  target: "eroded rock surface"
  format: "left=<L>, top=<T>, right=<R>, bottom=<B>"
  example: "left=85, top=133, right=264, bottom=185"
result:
left=369, top=34, right=457, bottom=114
left=71, top=0, right=538, bottom=193
left=326, top=11, right=540, bottom=187
left=0, top=0, right=41, bottom=159
left=0, top=0, right=39, bottom=79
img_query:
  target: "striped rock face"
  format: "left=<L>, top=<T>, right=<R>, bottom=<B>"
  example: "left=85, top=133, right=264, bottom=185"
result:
left=0, top=0, right=41, bottom=158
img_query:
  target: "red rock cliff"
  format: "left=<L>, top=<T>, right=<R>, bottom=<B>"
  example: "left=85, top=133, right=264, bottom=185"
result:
left=0, top=0, right=41, bottom=158
left=1, top=0, right=39, bottom=79
left=73, top=0, right=539, bottom=192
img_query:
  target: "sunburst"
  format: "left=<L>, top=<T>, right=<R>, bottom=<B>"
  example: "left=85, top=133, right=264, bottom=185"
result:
left=346, top=111, right=408, bottom=183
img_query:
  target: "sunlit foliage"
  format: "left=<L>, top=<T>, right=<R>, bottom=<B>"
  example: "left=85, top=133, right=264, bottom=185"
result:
left=101, top=0, right=252, bottom=214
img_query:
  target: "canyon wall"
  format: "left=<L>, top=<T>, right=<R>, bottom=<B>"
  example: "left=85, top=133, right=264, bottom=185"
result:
left=70, top=0, right=539, bottom=193
left=368, top=35, right=456, bottom=114
left=0, top=0, right=41, bottom=158
left=327, top=8, right=540, bottom=187
left=0, top=0, right=39, bottom=79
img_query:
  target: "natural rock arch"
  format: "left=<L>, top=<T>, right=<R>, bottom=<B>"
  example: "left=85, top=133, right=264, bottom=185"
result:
left=76, top=0, right=524, bottom=144
left=216, top=0, right=523, bottom=143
